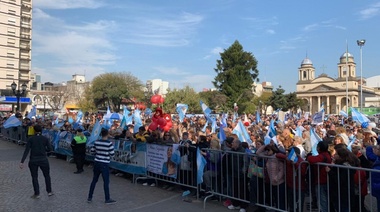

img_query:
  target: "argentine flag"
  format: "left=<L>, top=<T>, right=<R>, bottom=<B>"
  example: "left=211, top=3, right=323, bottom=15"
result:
left=288, top=148, right=298, bottom=163
left=350, top=107, right=370, bottom=124
left=310, top=127, right=322, bottom=156
left=232, top=120, right=252, bottom=144
left=3, top=116, right=22, bottom=128
left=27, top=105, right=37, bottom=119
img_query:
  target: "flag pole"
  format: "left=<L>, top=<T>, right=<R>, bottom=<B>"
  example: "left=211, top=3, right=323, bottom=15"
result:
left=345, top=40, right=349, bottom=113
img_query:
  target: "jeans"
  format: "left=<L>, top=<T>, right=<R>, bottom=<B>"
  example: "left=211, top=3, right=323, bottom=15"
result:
left=88, top=161, right=111, bottom=201
left=28, top=159, right=52, bottom=195
left=316, top=184, right=328, bottom=212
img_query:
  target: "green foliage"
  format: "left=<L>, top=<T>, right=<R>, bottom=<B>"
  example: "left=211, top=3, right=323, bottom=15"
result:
left=163, top=86, right=201, bottom=114
left=77, top=85, right=97, bottom=112
left=213, top=40, right=259, bottom=108
left=268, top=86, right=287, bottom=111
left=90, top=72, right=143, bottom=112
left=199, top=90, right=228, bottom=113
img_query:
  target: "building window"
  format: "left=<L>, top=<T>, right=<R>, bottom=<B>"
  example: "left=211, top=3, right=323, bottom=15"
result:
left=303, top=71, right=307, bottom=79
left=8, top=18, right=16, bottom=25
left=7, top=51, right=15, bottom=57
left=7, top=38, right=16, bottom=45
left=8, top=9, right=16, bottom=15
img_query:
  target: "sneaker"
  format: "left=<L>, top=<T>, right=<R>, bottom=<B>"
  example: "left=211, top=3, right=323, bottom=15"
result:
left=87, top=198, right=92, bottom=203
left=223, top=199, right=232, bottom=207
left=142, top=182, right=148, bottom=186
left=150, top=183, right=156, bottom=187
left=239, top=209, right=246, bottom=212
left=48, top=192, right=54, bottom=197
left=105, top=199, right=117, bottom=204
left=31, top=194, right=40, bottom=199
left=228, top=205, right=241, bottom=210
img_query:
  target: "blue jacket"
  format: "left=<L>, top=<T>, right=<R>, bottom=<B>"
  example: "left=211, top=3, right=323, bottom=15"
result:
left=366, top=146, right=380, bottom=198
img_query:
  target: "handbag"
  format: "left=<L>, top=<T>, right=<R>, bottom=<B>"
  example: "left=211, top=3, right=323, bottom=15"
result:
left=248, top=160, right=264, bottom=178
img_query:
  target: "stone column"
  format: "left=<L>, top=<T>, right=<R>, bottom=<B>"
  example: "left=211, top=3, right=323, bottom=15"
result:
left=326, top=96, right=330, bottom=114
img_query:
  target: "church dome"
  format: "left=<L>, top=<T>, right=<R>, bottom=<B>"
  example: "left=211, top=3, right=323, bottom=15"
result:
left=301, top=58, right=313, bottom=65
left=340, top=52, right=354, bottom=59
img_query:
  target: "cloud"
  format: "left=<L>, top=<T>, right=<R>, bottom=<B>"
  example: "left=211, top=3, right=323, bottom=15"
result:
left=169, top=74, right=215, bottom=91
left=266, top=29, right=276, bottom=35
left=32, top=9, right=118, bottom=83
left=211, top=47, right=223, bottom=55
left=34, top=0, right=105, bottom=9
left=33, top=66, right=105, bottom=84
left=153, top=67, right=189, bottom=76
left=358, top=2, right=380, bottom=20
left=121, top=12, right=203, bottom=47
left=303, top=20, right=346, bottom=32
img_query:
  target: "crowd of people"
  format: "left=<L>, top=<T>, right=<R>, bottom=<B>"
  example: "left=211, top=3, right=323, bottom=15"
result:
left=1, top=109, right=380, bottom=211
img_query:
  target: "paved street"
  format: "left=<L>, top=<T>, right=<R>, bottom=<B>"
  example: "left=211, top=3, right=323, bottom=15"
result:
left=0, top=139, right=227, bottom=212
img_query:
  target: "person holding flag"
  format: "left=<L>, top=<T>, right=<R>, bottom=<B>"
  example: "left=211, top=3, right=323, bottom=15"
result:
left=306, top=141, right=332, bottom=212
left=276, top=146, right=307, bottom=212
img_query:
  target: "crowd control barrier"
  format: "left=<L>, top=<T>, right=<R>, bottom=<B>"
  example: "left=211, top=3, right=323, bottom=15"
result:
left=1, top=126, right=380, bottom=211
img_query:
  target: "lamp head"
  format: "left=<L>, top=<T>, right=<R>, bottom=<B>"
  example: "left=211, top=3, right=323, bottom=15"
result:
left=11, top=81, right=16, bottom=91
left=357, top=39, right=366, bottom=46
left=21, top=83, right=27, bottom=92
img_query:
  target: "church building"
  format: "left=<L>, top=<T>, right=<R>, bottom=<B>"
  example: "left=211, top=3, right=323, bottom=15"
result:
left=296, top=52, right=380, bottom=114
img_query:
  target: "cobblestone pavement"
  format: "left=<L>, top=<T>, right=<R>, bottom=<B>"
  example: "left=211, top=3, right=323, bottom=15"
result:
left=0, top=139, right=228, bottom=212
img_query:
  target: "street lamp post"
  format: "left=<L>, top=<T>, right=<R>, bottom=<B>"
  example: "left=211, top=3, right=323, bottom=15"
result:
left=11, top=81, right=27, bottom=112
left=357, top=39, right=366, bottom=112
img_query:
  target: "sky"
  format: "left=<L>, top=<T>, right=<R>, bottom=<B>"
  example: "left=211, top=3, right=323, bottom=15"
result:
left=32, top=0, right=380, bottom=93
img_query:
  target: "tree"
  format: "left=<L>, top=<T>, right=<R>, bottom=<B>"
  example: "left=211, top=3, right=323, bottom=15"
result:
left=268, top=86, right=287, bottom=111
left=163, top=86, right=201, bottom=114
left=77, top=85, right=97, bottom=113
left=213, top=40, right=259, bottom=109
left=284, top=92, right=304, bottom=113
left=199, top=90, right=228, bottom=113
left=90, top=72, right=143, bottom=112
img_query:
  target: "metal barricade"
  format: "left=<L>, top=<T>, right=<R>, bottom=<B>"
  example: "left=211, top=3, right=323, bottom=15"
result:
left=136, top=143, right=199, bottom=195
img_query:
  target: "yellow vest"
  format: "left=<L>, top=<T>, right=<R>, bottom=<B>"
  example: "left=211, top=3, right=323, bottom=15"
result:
left=27, top=126, right=35, bottom=136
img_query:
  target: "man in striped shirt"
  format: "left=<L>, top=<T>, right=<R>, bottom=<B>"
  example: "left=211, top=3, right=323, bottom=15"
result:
left=87, top=128, right=116, bottom=204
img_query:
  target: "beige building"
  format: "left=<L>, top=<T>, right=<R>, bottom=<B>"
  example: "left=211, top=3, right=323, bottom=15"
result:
left=0, top=0, right=32, bottom=90
left=0, top=0, right=32, bottom=113
left=296, top=52, right=380, bottom=114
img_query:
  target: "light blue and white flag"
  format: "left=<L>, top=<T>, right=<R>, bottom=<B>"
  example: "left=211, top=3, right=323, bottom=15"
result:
left=232, top=120, right=252, bottom=144
left=88, top=120, right=101, bottom=146
left=27, top=105, right=36, bottom=119
left=200, top=100, right=211, bottom=115
left=256, top=111, right=261, bottom=124
left=3, top=116, right=22, bottom=128
left=76, top=110, right=83, bottom=124
left=202, top=121, right=209, bottom=133
left=296, top=126, right=303, bottom=137
left=264, top=119, right=278, bottom=145
left=68, top=116, right=74, bottom=124
left=351, top=107, right=370, bottom=124
left=288, top=147, right=298, bottom=163
left=197, top=148, right=207, bottom=184
left=304, top=112, right=310, bottom=120
left=211, top=117, right=217, bottom=134
left=347, top=136, right=356, bottom=152
left=133, top=109, right=143, bottom=133
left=312, top=110, right=324, bottom=125
left=272, top=108, right=281, bottom=116
left=339, top=110, right=348, bottom=118
left=219, top=126, right=226, bottom=145
left=320, top=102, right=325, bottom=112
left=176, top=103, right=188, bottom=123
left=220, top=113, right=227, bottom=128
left=310, top=127, right=322, bottom=156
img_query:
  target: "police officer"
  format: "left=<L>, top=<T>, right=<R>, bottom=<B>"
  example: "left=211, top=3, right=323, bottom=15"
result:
left=71, top=128, right=87, bottom=174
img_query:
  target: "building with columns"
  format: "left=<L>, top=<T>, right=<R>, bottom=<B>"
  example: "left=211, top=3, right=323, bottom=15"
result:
left=296, top=52, right=380, bottom=114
